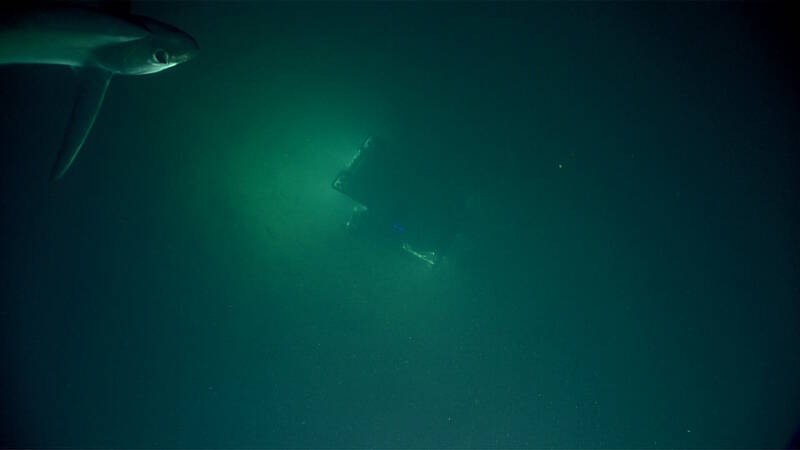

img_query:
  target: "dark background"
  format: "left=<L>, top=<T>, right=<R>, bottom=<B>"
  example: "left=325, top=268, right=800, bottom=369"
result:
left=1, top=2, right=799, bottom=448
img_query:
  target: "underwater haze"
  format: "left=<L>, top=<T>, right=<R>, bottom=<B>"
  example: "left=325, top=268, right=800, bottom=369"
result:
left=1, top=1, right=799, bottom=448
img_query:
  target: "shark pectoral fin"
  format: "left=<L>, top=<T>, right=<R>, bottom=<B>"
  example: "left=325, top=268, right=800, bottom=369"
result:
left=49, top=68, right=112, bottom=181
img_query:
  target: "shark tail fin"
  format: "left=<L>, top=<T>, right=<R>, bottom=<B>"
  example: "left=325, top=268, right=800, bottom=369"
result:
left=49, top=68, right=112, bottom=181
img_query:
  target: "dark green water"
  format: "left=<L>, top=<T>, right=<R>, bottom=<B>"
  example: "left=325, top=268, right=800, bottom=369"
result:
left=1, top=2, right=799, bottom=448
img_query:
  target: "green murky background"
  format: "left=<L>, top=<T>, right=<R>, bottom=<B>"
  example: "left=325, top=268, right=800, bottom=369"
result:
left=1, top=2, right=799, bottom=448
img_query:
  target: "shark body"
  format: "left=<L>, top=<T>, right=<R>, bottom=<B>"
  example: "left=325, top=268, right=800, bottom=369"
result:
left=0, top=4, right=198, bottom=179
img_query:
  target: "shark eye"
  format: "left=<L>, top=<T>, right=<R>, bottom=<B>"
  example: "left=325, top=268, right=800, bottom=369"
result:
left=153, top=49, right=169, bottom=64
